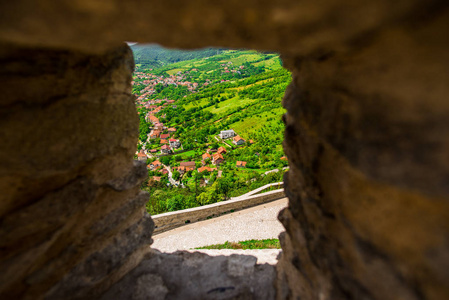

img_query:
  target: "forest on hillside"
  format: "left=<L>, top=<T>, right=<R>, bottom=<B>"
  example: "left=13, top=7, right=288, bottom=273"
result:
left=131, top=44, right=225, bottom=71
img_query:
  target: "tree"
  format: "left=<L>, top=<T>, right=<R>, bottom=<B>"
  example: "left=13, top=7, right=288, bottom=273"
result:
left=166, top=195, right=184, bottom=212
left=197, top=182, right=219, bottom=205
left=172, top=170, right=181, bottom=181
left=217, top=177, right=232, bottom=200
left=160, top=156, right=171, bottom=165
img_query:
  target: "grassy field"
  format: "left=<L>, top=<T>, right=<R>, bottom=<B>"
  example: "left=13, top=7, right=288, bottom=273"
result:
left=196, top=239, right=280, bottom=249
left=219, top=53, right=261, bottom=65
left=184, top=98, right=210, bottom=110
left=166, top=68, right=185, bottom=75
left=223, top=139, right=235, bottom=147
left=231, top=78, right=276, bottom=91
left=230, top=107, right=285, bottom=139
left=172, top=149, right=196, bottom=159
left=203, top=97, right=257, bottom=115
left=253, top=56, right=282, bottom=70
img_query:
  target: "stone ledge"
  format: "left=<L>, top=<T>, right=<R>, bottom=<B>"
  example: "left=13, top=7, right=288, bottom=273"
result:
left=233, top=181, right=283, bottom=199
left=100, top=249, right=277, bottom=300
left=152, top=188, right=285, bottom=234
left=186, top=249, right=282, bottom=265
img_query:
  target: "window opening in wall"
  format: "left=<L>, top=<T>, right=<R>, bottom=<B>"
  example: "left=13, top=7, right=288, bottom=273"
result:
left=130, top=43, right=290, bottom=253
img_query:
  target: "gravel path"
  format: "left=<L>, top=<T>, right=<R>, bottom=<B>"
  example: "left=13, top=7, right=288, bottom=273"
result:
left=152, top=198, right=288, bottom=252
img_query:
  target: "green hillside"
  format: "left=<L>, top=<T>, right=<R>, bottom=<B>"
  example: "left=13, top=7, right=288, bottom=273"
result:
left=131, top=44, right=225, bottom=71
left=131, top=47, right=290, bottom=214
left=165, top=68, right=289, bottom=155
left=141, top=49, right=281, bottom=78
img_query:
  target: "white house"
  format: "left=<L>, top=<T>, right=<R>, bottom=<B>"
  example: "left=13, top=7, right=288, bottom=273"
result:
left=137, top=151, right=147, bottom=161
left=169, top=138, right=181, bottom=149
left=219, top=129, right=236, bottom=139
left=161, top=144, right=172, bottom=154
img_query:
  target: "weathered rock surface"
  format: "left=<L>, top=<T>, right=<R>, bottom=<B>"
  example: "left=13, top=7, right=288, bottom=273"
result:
left=277, top=9, right=449, bottom=300
left=0, top=44, right=154, bottom=299
left=0, top=1, right=445, bottom=56
left=100, top=250, right=276, bottom=300
left=0, top=0, right=448, bottom=300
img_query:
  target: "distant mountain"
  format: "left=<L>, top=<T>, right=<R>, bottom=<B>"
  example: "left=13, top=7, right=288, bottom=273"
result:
left=130, top=44, right=225, bottom=70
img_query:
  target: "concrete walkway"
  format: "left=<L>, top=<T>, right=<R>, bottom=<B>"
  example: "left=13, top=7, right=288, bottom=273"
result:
left=151, top=198, right=288, bottom=252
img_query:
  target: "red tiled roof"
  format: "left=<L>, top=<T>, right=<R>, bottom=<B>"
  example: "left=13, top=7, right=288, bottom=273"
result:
left=233, top=135, right=245, bottom=142
left=236, top=161, right=247, bottom=167
left=150, top=130, right=161, bottom=137
left=213, top=153, right=224, bottom=160
left=180, top=161, right=195, bottom=167
left=149, top=115, right=159, bottom=123
left=198, top=166, right=218, bottom=173
left=198, top=166, right=209, bottom=173
left=217, top=147, right=227, bottom=154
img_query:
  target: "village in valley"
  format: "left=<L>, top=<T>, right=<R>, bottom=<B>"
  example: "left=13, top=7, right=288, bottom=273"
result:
left=131, top=46, right=290, bottom=214
left=133, top=67, right=253, bottom=187
left=137, top=120, right=251, bottom=186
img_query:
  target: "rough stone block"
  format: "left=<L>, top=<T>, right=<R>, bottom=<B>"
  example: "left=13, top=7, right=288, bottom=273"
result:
left=100, top=250, right=276, bottom=300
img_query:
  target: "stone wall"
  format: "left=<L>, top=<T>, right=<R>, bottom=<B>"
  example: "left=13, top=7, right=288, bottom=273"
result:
left=0, top=0, right=448, bottom=299
left=100, top=250, right=276, bottom=300
left=0, top=44, right=154, bottom=299
left=277, top=10, right=449, bottom=299
left=153, top=188, right=285, bottom=234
